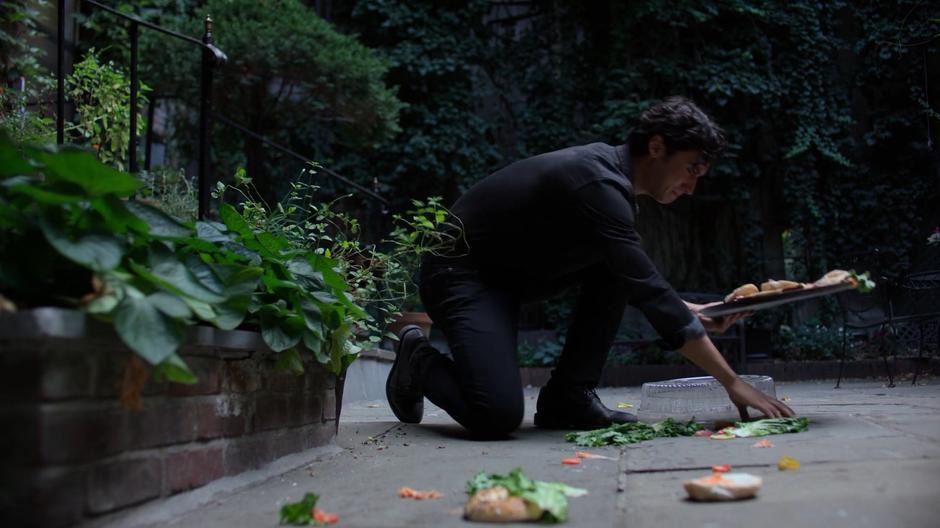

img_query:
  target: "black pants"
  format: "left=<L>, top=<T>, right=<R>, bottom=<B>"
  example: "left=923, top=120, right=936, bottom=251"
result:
left=416, top=256, right=629, bottom=436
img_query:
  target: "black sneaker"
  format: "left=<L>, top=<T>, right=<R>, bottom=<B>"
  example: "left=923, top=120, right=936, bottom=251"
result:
left=533, top=384, right=636, bottom=430
left=385, top=325, right=426, bottom=424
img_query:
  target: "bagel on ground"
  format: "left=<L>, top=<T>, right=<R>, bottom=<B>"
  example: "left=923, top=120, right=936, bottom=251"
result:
left=464, top=486, right=542, bottom=523
left=683, top=472, right=763, bottom=501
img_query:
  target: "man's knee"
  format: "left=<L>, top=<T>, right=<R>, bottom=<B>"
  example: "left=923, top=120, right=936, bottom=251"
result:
left=463, top=396, right=524, bottom=437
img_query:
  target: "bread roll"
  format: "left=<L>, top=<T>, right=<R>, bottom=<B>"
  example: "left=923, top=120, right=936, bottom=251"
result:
left=683, top=472, right=763, bottom=501
left=464, top=486, right=541, bottom=523
left=814, top=269, right=851, bottom=287
left=760, top=279, right=802, bottom=292
left=725, top=283, right=759, bottom=302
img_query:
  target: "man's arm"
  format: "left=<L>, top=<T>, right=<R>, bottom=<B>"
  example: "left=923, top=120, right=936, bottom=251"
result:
left=678, top=335, right=794, bottom=419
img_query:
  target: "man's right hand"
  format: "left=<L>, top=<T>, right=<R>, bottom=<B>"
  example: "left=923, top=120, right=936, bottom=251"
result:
left=725, top=377, right=795, bottom=420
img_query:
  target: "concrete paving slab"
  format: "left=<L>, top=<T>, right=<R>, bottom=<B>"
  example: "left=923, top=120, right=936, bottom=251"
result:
left=619, top=459, right=940, bottom=528
left=130, top=380, right=939, bottom=528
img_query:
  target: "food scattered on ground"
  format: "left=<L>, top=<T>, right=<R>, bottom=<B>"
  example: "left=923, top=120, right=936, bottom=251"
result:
left=561, top=457, right=581, bottom=465
left=711, top=464, right=732, bottom=473
left=312, top=508, right=338, bottom=525
left=465, top=468, right=587, bottom=523
left=616, top=402, right=634, bottom=409
left=565, top=418, right=703, bottom=447
left=778, top=456, right=801, bottom=471
left=694, top=429, right=715, bottom=437
left=709, top=417, right=809, bottom=439
left=279, top=493, right=338, bottom=525
left=751, top=439, right=775, bottom=448
left=684, top=473, right=763, bottom=502
left=575, top=451, right=616, bottom=460
left=781, top=395, right=791, bottom=402
left=398, top=487, right=443, bottom=500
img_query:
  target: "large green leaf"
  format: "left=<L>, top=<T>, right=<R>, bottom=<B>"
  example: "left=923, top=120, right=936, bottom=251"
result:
left=274, top=348, right=305, bottom=375
left=147, top=291, right=192, bottom=319
left=91, top=196, right=149, bottom=233
left=139, top=246, right=227, bottom=303
left=180, top=296, right=217, bottom=320
left=328, top=324, right=351, bottom=374
left=9, top=182, right=84, bottom=204
left=219, top=204, right=253, bottom=238
left=196, top=220, right=235, bottom=243
left=113, top=295, right=184, bottom=365
left=218, top=265, right=263, bottom=296
left=0, top=137, right=35, bottom=177
left=182, top=254, right=226, bottom=295
left=211, top=296, right=250, bottom=330
left=153, top=353, right=198, bottom=385
left=125, top=200, right=192, bottom=238
left=303, top=330, right=328, bottom=364
left=260, top=311, right=304, bottom=352
left=33, top=147, right=142, bottom=196
left=39, top=216, right=125, bottom=271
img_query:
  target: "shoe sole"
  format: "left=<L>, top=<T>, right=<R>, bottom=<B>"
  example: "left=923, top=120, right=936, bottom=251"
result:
left=385, top=325, right=424, bottom=424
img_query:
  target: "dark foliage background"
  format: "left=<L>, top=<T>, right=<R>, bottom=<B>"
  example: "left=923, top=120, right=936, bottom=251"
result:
left=8, top=0, right=939, bottom=343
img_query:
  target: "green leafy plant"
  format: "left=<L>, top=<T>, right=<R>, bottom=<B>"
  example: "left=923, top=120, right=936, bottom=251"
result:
left=279, top=492, right=337, bottom=525
left=465, top=467, right=587, bottom=524
left=0, top=134, right=386, bottom=383
left=517, top=337, right=564, bottom=367
left=65, top=50, right=150, bottom=171
left=775, top=322, right=843, bottom=361
left=216, top=170, right=465, bottom=346
left=387, top=196, right=467, bottom=310
left=137, top=166, right=198, bottom=221
left=565, top=418, right=704, bottom=447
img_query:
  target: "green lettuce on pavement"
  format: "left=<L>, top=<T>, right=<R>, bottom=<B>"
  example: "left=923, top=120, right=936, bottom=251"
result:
left=712, top=416, right=809, bottom=439
left=565, top=418, right=703, bottom=447
left=466, top=467, right=587, bottom=523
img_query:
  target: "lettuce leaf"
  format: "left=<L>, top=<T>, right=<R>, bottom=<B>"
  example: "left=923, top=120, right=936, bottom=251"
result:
left=721, top=417, right=809, bottom=438
left=564, top=418, right=703, bottom=447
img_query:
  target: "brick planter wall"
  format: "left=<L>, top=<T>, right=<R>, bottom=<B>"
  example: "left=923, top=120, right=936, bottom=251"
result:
left=0, top=308, right=340, bottom=528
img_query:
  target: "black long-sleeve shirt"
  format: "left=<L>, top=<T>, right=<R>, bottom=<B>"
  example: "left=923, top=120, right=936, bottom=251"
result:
left=451, top=142, right=705, bottom=349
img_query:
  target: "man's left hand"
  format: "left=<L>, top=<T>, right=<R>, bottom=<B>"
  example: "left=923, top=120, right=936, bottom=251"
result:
left=686, top=301, right=750, bottom=333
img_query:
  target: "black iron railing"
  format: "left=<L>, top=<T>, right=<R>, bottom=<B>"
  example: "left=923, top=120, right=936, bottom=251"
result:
left=55, top=0, right=387, bottom=219
left=56, top=0, right=226, bottom=218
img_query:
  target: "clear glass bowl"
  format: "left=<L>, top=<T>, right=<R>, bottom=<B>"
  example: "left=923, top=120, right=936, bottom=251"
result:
left=637, top=375, right=776, bottom=424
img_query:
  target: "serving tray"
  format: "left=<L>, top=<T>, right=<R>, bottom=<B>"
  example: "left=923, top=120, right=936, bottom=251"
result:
left=700, top=282, right=855, bottom=317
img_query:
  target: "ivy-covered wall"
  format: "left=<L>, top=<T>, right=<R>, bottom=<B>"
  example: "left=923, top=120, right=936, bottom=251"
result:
left=332, top=0, right=939, bottom=297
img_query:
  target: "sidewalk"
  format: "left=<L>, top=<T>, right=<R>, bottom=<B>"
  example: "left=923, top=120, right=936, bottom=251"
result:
left=138, top=379, right=939, bottom=528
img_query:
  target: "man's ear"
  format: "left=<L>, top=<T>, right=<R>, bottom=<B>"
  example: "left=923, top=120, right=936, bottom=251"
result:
left=648, top=135, right=666, bottom=159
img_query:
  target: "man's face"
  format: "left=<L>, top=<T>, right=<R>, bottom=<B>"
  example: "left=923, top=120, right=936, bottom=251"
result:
left=646, top=136, right=709, bottom=204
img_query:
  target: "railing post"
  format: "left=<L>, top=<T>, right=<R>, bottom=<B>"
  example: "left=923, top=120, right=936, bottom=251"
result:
left=57, top=0, right=65, bottom=144
left=129, top=21, right=140, bottom=173
left=198, top=14, right=215, bottom=219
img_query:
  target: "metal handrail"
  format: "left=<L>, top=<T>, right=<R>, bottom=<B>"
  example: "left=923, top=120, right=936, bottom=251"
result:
left=57, top=0, right=226, bottom=218
left=213, top=114, right=388, bottom=208
left=81, top=0, right=226, bottom=61
left=56, top=0, right=386, bottom=218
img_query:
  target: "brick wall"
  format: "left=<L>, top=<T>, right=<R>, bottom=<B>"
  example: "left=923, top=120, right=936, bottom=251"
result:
left=0, top=311, right=339, bottom=528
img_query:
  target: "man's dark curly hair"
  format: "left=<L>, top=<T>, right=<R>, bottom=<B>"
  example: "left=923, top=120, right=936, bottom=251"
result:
left=627, top=96, right=727, bottom=163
